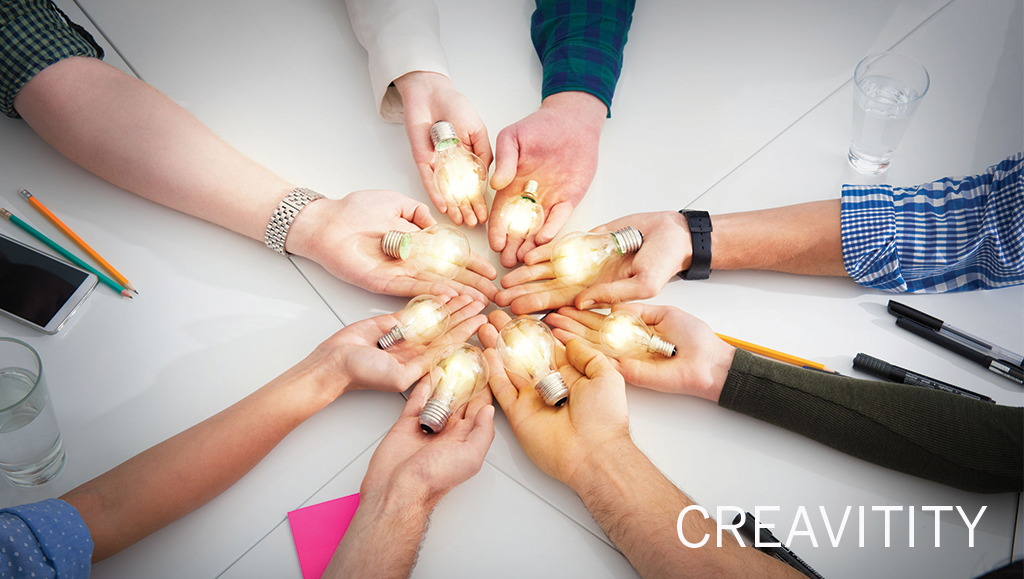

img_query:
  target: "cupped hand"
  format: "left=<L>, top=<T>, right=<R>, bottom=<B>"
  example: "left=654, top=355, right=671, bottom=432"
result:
left=309, top=294, right=488, bottom=398
left=543, top=303, right=735, bottom=402
left=488, top=92, right=606, bottom=268
left=394, top=71, right=492, bottom=227
left=495, top=211, right=691, bottom=314
left=359, top=378, right=495, bottom=506
left=477, top=310, right=629, bottom=486
left=286, top=189, right=498, bottom=302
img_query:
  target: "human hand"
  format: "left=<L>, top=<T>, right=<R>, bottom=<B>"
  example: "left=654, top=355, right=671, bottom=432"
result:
left=303, top=294, right=487, bottom=399
left=286, top=189, right=498, bottom=302
left=495, top=211, right=691, bottom=314
left=488, top=92, right=606, bottom=268
left=478, top=310, right=629, bottom=486
left=394, top=71, right=492, bottom=227
left=359, top=377, right=495, bottom=508
left=544, top=303, right=735, bottom=402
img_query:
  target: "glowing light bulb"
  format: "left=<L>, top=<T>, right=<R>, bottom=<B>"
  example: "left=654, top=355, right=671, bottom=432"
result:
left=551, top=227, right=643, bottom=286
left=378, top=294, right=451, bottom=350
left=499, top=180, right=544, bottom=237
left=599, top=311, right=676, bottom=357
left=496, top=317, right=568, bottom=406
left=381, top=224, right=471, bottom=279
left=431, top=121, right=488, bottom=207
left=420, top=343, right=489, bottom=434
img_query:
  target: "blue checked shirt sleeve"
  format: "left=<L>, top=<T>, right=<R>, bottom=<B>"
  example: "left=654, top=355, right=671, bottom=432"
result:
left=0, top=0, right=105, bottom=119
left=530, top=0, right=635, bottom=117
left=0, top=499, right=93, bottom=579
left=841, top=152, right=1024, bottom=293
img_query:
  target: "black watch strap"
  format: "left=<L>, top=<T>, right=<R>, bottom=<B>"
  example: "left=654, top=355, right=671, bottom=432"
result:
left=678, top=210, right=712, bottom=280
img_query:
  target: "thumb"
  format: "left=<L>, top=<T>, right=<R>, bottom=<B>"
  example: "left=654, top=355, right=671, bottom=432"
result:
left=490, top=125, right=520, bottom=191
left=575, top=276, right=653, bottom=310
left=566, top=339, right=619, bottom=381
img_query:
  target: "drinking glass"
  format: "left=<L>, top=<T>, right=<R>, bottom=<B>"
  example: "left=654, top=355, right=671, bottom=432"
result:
left=0, top=338, right=65, bottom=487
left=849, top=52, right=930, bottom=174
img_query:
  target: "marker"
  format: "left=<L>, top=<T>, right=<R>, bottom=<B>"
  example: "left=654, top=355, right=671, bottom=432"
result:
left=853, top=353, right=995, bottom=403
left=888, top=300, right=1023, bottom=370
left=733, top=512, right=824, bottom=579
left=896, top=317, right=1023, bottom=385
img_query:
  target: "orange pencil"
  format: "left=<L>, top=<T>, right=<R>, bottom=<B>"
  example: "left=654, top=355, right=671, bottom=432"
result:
left=716, top=333, right=838, bottom=374
left=20, top=189, right=137, bottom=294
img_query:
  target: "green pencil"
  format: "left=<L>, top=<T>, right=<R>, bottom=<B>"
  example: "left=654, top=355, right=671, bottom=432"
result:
left=1, top=207, right=131, bottom=298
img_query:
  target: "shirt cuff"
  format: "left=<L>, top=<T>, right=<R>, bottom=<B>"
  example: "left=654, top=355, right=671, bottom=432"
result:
left=0, top=498, right=93, bottom=578
left=539, top=43, right=617, bottom=117
left=0, top=0, right=104, bottom=119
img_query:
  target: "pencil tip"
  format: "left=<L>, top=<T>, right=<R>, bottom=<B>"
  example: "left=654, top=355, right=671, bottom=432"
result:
left=122, top=290, right=133, bottom=299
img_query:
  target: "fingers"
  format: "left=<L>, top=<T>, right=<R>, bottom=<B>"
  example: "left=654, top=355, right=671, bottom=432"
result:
left=405, top=199, right=438, bottom=230
left=575, top=275, right=656, bottom=310
left=484, top=348, right=518, bottom=411
left=385, top=277, right=460, bottom=299
left=417, top=162, right=448, bottom=216
left=459, top=201, right=476, bottom=228
left=522, top=243, right=552, bottom=266
left=565, top=339, right=620, bottom=382
left=507, top=285, right=578, bottom=315
left=500, top=235, right=525, bottom=268
left=401, top=376, right=432, bottom=419
left=477, top=319, right=499, bottom=349
left=471, top=194, right=489, bottom=226
left=490, top=124, right=520, bottom=192
left=453, top=270, right=498, bottom=302
left=487, top=309, right=513, bottom=332
left=611, top=302, right=673, bottom=327
left=544, top=310, right=602, bottom=344
left=468, top=125, right=493, bottom=170
left=500, top=262, right=554, bottom=288
left=535, top=201, right=575, bottom=245
left=467, top=251, right=498, bottom=280
left=488, top=196, right=509, bottom=253
left=553, top=306, right=607, bottom=330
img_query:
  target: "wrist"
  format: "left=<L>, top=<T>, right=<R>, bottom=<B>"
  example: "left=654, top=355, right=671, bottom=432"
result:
left=281, top=195, right=330, bottom=258
left=540, top=91, right=606, bottom=133
left=393, top=71, right=452, bottom=99
left=567, top=434, right=640, bottom=498
left=702, top=343, right=737, bottom=404
left=360, top=474, right=440, bottom=520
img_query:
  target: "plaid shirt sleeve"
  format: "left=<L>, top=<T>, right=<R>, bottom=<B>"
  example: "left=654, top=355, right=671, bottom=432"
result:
left=841, top=152, right=1024, bottom=293
left=530, top=0, right=635, bottom=117
left=0, top=0, right=104, bottom=119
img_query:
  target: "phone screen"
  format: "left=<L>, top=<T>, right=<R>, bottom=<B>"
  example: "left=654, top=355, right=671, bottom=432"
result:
left=0, top=234, right=90, bottom=327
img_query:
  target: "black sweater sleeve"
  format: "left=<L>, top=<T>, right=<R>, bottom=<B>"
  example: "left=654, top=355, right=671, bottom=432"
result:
left=718, top=349, right=1023, bottom=494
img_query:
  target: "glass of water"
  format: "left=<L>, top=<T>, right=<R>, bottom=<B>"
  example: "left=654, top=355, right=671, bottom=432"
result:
left=0, top=338, right=65, bottom=487
left=849, top=52, right=930, bottom=174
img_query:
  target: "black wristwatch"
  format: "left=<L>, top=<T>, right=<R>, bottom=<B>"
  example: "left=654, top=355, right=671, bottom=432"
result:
left=678, top=210, right=712, bottom=280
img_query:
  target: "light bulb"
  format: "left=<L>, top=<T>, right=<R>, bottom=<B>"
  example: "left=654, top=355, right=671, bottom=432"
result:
left=381, top=224, right=471, bottom=279
left=431, top=121, right=488, bottom=207
left=420, top=343, right=489, bottom=434
left=551, top=227, right=643, bottom=286
left=499, top=180, right=544, bottom=237
left=378, top=294, right=451, bottom=350
left=496, top=317, right=568, bottom=406
left=599, top=311, right=676, bottom=357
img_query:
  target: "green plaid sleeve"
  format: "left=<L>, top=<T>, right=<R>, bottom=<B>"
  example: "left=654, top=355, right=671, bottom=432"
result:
left=0, top=0, right=104, bottom=119
left=530, top=0, right=635, bottom=117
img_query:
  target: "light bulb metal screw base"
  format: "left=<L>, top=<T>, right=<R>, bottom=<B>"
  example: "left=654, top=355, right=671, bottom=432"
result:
left=419, top=399, right=453, bottom=434
left=381, top=230, right=410, bottom=259
left=648, top=336, right=677, bottom=357
left=524, top=180, right=539, bottom=195
left=612, top=227, right=643, bottom=255
left=430, top=121, right=459, bottom=146
left=378, top=326, right=406, bottom=350
left=536, top=372, right=569, bottom=407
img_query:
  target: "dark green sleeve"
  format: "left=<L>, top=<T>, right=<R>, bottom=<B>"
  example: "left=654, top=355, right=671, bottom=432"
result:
left=719, top=349, right=1023, bottom=494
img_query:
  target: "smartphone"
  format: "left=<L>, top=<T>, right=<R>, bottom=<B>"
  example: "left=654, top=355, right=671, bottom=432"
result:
left=0, top=232, right=98, bottom=334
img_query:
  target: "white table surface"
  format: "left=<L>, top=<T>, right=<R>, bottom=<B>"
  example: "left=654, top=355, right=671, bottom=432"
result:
left=1, top=0, right=1020, bottom=577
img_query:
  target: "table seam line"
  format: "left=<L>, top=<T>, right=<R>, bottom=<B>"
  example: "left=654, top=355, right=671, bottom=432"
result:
left=71, top=0, right=146, bottom=82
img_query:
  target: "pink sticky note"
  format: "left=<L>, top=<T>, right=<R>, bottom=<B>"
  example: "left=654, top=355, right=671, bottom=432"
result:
left=288, top=493, right=360, bottom=579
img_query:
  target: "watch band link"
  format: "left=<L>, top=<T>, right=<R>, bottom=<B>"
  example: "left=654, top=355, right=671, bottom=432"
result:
left=264, top=187, right=325, bottom=255
left=678, top=210, right=712, bottom=280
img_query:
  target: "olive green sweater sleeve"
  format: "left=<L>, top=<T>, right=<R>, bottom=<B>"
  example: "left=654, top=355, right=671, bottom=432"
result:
left=719, top=349, right=1023, bottom=494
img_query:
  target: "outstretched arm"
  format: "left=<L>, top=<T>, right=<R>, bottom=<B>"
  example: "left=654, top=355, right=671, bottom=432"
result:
left=61, top=297, right=487, bottom=562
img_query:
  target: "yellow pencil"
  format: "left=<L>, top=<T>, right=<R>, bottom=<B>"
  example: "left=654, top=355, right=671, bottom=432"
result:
left=20, top=189, right=137, bottom=293
left=716, top=333, right=838, bottom=374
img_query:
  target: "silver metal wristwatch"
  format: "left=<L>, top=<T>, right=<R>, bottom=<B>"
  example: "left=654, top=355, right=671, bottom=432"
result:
left=264, top=187, right=325, bottom=255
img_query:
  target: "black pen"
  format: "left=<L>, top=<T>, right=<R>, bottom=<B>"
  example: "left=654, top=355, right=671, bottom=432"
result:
left=853, top=353, right=995, bottom=403
left=888, top=300, right=1023, bottom=370
left=733, top=512, right=824, bottom=579
left=896, top=317, right=1024, bottom=385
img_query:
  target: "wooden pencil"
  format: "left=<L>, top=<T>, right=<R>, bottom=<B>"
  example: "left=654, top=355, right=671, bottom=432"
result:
left=20, top=189, right=137, bottom=293
left=1, top=208, right=131, bottom=298
left=716, top=333, right=837, bottom=374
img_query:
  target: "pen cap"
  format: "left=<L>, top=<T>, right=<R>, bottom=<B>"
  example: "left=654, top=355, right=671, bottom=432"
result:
left=853, top=353, right=892, bottom=375
left=887, top=300, right=942, bottom=330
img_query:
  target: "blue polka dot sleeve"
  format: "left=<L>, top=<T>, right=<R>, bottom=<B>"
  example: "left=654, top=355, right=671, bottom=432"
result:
left=0, top=499, right=93, bottom=579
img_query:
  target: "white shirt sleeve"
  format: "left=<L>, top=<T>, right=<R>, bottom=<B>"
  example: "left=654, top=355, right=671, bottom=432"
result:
left=344, top=0, right=451, bottom=123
